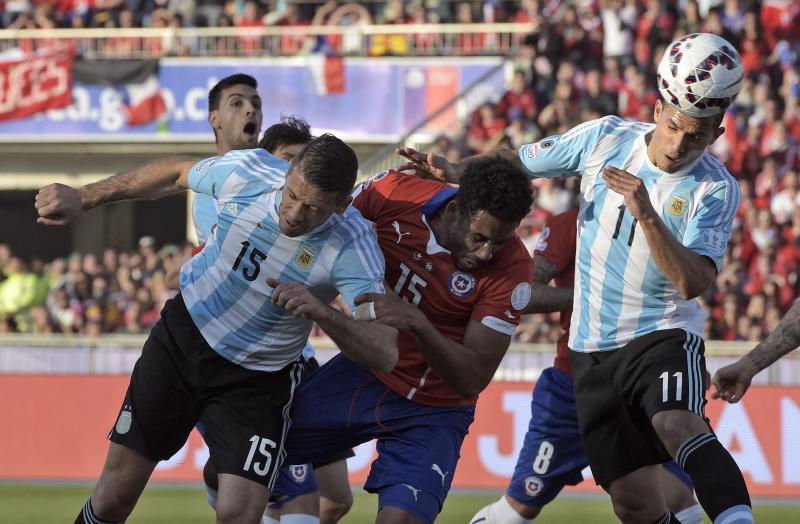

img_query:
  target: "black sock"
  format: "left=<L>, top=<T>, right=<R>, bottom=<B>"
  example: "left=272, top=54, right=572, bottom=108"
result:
left=676, top=433, right=752, bottom=522
left=75, top=498, right=125, bottom=524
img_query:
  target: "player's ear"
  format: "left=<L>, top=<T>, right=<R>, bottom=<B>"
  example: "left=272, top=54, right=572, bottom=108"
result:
left=334, top=194, right=352, bottom=214
left=653, top=99, right=663, bottom=122
left=208, top=110, right=218, bottom=130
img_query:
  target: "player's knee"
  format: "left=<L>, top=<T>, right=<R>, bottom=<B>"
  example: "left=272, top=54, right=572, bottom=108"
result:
left=215, top=495, right=265, bottom=524
left=320, top=494, right=353, bottom=523
left=609, top=488, right=663, bottom=524
left=651, top=411, right=705, bottom=455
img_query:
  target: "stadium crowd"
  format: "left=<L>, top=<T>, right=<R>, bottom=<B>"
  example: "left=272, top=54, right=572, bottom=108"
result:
left=2, top=0, right=799, bottom=345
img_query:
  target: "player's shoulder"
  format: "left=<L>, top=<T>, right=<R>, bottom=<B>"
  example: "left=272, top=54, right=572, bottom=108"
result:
left=330, top=206, right=379, bottom=245
left=693, top=153, right=740, bottom=197
left=221, top=148, right=289, bottom=177
left=492, top=236, right=534, bottom=274
left=547, top=208, right=579, bottom=229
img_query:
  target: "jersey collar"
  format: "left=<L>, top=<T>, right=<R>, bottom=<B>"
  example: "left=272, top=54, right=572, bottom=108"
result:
left=420, top=186, right=458, bottom=256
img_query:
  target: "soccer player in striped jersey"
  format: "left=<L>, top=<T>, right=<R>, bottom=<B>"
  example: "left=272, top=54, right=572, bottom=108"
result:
left=35, top=134, right=397, bottom=524
left=404, top=31, right=753, bottom=524
left=470, top=208, right=702, bottom=524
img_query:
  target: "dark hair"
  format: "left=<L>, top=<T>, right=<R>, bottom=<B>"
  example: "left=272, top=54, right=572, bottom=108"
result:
left=456, top=155, right=534, bottom=224
left=259, top=115, right=312, bottom=154
left=290, top=133, right=357, bottom=195
left=208, top=74, right=257, bottom=113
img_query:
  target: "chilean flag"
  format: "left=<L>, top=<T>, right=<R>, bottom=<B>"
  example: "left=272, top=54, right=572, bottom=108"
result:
left=120, top=74, right=166, bottom=126
left=72, top=58, right=166, bottom=126
left=307, top=36, right=346, bottom=96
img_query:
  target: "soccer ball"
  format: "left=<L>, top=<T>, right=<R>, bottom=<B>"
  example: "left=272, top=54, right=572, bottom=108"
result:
left=656, top=33, right=743, bottom=118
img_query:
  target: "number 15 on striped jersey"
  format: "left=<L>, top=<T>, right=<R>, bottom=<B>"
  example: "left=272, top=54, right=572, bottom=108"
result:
left=232, top=240, right=267, bottom=281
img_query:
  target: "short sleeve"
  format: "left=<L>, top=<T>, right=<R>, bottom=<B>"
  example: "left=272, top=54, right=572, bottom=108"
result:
left=188, top=155, right=224, bottom=197
left=682, top=179, right=741, bottom=272
left=518, top=117, right=610, bottom=179
left=471, top=244, right=534, bottom=336
left=331, top=217, right=387, bottom=313
left=352, top=170, right=404, bottom=222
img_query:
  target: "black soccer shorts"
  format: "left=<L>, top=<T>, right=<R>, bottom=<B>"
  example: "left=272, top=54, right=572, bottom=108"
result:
left=570, top=328, right=709, bottom=487
left=108, top=294, right=304, bottom=488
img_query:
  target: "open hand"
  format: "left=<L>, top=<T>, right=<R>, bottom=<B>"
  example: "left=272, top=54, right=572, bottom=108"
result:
left=395, top=147, right=455, bottom=182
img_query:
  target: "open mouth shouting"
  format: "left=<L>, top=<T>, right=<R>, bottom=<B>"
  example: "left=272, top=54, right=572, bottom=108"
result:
left=243, top=121, right=259, bottom=144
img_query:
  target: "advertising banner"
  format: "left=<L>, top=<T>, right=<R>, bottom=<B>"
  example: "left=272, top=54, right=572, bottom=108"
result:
left=0, top=48, right=74, bottom=122
left=1, top=375, right=798, bottom=499
left=0, top=58, right=503, bottom=140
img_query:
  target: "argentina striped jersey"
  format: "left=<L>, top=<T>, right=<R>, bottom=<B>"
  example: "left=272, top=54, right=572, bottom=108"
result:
left=519, top=116, right=740, bottom=352
left=179, top=148, right=386, bottom=371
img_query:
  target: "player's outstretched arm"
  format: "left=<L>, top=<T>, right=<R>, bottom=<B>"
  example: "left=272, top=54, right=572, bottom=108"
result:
left=35, top=156, right=199, bottom=226
left=396, top=147, right=521, bottom=185
left=269, top=279, right=399, bottom=373
left=712, top=299, right=800, bottom=403
left=524, top=254, right=573, bottom=314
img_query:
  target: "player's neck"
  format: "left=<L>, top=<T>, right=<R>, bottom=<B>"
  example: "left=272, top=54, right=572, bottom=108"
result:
left=644, top=131, right=657, bottom=166
left=427, top=210, right=451, bottom=250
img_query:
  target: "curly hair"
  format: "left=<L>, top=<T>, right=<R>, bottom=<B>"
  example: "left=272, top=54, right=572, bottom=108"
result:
left=456, top=155, right=534, bottom=224
left=259, top=115, right=312, bottom=154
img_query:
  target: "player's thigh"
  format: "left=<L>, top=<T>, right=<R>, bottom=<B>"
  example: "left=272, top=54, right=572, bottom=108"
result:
left=284, top=354, right=379, bottom=466
left=623, top=330, right=708, bottom=421
left=315, top=458, right=353, bottom=507
left=109, top=300, right=202, bottom=461
left=571, top=350, right=671, bottom=488
left=216, top=473, right=270, bottom=523
left=368, top=407, right=474, bottom=524
left=508, top=367, right=586, bottom=508
left=200, top=360, right=304, bottom=489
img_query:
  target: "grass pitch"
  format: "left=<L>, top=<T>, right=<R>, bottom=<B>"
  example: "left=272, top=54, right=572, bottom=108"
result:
left=0, top=484, right=796, bottom=522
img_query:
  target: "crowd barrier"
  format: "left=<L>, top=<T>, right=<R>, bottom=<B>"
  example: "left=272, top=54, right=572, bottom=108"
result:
left=2, top=373, right=799, bottom=497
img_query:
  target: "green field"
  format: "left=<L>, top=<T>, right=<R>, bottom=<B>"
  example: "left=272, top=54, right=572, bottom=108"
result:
left=0, top=484, right=796, bottom=523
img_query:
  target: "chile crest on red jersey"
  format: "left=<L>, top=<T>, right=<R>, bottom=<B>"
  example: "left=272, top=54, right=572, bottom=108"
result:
left=448, top=271, right=476, bottom=297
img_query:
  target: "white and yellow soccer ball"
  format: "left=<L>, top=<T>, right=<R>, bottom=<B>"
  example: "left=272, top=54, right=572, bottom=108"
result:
left=656, top=33, right=743, bottom=118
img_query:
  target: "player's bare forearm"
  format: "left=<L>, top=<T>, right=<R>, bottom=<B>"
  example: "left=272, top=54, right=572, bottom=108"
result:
left=639, top=214, right=716, bottom=299
left=746, top=300, right=800, bottom=372
left=525, top=282, right=573, bottom=314
left=81, top=156, right=198, bottom=210
left=409, top=317, right=509, bottom=399
left=314, top=306, right=399, bottom=373
left=524, top=255, right=572, bottom=314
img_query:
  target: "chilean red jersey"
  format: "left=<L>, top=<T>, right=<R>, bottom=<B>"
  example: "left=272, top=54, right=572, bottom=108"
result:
left=533, top=208, right=577, bottom=376
left=353, top=171, right=534, bottom=407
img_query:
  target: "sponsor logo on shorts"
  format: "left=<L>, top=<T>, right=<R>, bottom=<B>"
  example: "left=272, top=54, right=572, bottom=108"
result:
left=448, top=271, right=476, bottom=297
left=115, top=407, right=132, bottom=435
left=511, top=282, right=532, bottom=311
left=402, top=484, right=421, bottom=502
left=668, top=195, right=688, bottom=216
left=291, top=464, right=308, bottom=483
left=524, top=476, right=544, bottom=497
left=431, top=463, right=450, bottom=486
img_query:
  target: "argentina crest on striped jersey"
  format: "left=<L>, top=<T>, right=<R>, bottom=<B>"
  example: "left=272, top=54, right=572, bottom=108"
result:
left=180, top=148, right=386, bottom=372
left=517, top=115, right=739, bottom=352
